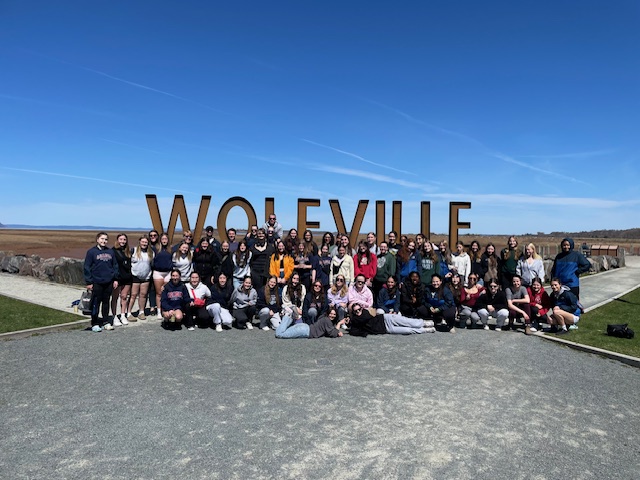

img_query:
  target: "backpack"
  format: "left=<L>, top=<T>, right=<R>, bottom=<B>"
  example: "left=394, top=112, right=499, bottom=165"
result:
left=606, top=324, right=635, bottom=339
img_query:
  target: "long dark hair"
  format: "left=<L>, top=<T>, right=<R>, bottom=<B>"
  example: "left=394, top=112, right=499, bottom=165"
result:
left=264, top=275, right=281, bottom=306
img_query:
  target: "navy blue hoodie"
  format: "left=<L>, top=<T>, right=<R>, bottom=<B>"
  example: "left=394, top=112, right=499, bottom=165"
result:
left=84, top=246, right=119, bottom=285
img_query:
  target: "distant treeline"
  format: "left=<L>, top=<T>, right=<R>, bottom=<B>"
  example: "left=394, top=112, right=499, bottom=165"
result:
left=547, top=228, right=640, bottom=239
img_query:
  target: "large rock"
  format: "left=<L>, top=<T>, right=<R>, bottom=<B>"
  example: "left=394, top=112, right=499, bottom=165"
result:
left=1, top=254, right=29, bottom=273
left=30, top=257, right=84, bottom=285
left=18, top=255, right=42, bottom=277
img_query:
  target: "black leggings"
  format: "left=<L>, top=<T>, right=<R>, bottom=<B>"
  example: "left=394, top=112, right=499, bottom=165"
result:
left=91, top=282, right=113, bottom=326
left=232, top=306, right=256, bottom=329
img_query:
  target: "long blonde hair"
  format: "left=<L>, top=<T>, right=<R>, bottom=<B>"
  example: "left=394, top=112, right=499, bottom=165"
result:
left=133, top=236, right=154, bottom=262
left=526, top=243, right=542, bottom=260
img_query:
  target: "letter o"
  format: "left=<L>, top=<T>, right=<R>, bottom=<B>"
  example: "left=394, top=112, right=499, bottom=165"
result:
left=217, top=196, right=258, bottom=242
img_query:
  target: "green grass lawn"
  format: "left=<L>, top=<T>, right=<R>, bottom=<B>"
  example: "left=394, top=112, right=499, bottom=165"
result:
left=0, top=294, right=85, bottom=334
left=548, top=288, right=640, bottom=358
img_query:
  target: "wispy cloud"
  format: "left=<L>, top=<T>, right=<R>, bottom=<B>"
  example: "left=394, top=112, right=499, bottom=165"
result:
left=301, top=138, right=414, bottom=176
left=0, top=167, right=194, bottom=193
left=364, top=98, right=591, bottom=185
left=518, top=149, right=616, bottom=160
left=422, top=192, right=640, bottom=209
left=98, top=138, right=166, bottom=155
left=312, top=165, right=434, bottom=191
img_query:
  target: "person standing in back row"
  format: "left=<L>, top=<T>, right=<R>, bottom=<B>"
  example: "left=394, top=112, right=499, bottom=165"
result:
left=84, top=232, right=119, bottom=332
left=551, top=238, right=591, bottom=298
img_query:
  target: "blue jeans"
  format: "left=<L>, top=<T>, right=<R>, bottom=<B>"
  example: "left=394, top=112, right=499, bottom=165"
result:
left=275, top=315, right=310, bottom=339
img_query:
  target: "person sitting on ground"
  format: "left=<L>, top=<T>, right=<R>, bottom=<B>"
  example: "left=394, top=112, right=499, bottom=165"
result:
left=348, top=274, right=375, bottom=316
left=527, top=276, right=552, bottom=329
left=476, top=278, right=509, bottom=331
left=161, top=268, right=190, bottom=329
left=516, top=242, right=545, bottom=287
left=354, top=240, right=377, bottom=287
left=229, top=275, right=257, bottom=330
left=84, top=232, right=119, bottom=332
left=424, top=273, right=457, bottom=332
left=206, top=272, right=234, bottom=332
left=326, top=274, right=349, bottom=321
left=303, top=280, right=328, bottom=324
left=184, top=272, right=212, bottom=331
left=547, top=277, right=581, bottom=335
left=459, top=273, right=485, bottom=329
left=257, top=275, right=282, bottom=330
left=347, top=304, right=435, bottom=337
left=448, top=273, right=464, bottom=321
left=550, top=237, right=591, bottom=298
left=399, top=271, right=429, bottom=319
left=376, top=275, right=400, bottom=315
left=506, top=274, right=535, bottom=334
left=282, top=272, right=306, bottom=322
left=275, top=306, right=346, bottom=339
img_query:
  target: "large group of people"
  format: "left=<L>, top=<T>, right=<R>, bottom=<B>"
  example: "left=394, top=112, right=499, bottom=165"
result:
left=83, top=218, right=589, bottom=338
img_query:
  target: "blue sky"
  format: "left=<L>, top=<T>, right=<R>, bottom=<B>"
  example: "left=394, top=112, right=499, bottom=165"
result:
left=1, top=1, right=639, bottom=235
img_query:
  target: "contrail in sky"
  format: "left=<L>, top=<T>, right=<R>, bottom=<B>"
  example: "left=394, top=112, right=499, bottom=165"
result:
left=301, top=138, right=414, bottom=175
left=1, top=167, right=194, bottom=193
left=23, top=49, right=229, bottom=115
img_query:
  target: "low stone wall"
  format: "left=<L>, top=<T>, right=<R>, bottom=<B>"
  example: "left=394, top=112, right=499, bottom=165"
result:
left=0, top=250, right=628, bottom=287
left=0, top=251, right=85, bottom=285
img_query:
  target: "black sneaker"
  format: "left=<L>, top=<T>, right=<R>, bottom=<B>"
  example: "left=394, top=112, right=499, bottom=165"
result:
left=557, top=329, right=569, bottom=335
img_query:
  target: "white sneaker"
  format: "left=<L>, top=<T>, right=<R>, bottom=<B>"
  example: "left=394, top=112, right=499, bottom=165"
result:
left=113, top=317, right=123, bottom=327
left=121, top=315, right=129, bottom=326
left=424, top=327, right=436, bottom=333
left=529, top=326, right=538, bottom=332
left=483, top=325, right=489, bottom=331
left=103, top=323, right=114, bottom=331
left=495, top=327, right=502, bottom=332
left=157, top=312, right=163, bottom=320
left=261, top=326, right=270, bottom=331
left=91, top=325, right=102, bottom=332
left=246, top=323, right=254, bottom=330
left=215, top=324, right=223, bottom=332
left=187, top=326, right=195, bottom=331
left=449, top=327, right=456, bottom=334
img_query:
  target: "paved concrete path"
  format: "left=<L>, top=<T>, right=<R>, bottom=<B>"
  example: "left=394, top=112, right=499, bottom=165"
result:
left=1, top=259, right=639, bottom=479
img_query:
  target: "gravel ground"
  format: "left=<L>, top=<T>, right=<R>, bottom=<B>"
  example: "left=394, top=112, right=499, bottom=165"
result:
left=1, top=259, right=639, bottom=479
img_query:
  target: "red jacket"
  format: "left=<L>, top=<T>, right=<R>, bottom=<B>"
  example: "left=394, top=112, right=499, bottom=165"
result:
left=354, top=252, right=377, bottom=280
